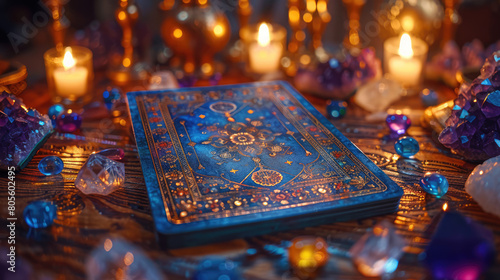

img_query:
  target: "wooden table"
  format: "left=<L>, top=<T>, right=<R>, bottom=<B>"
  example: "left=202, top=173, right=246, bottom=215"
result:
left=1, top=75, right=499, bottom=280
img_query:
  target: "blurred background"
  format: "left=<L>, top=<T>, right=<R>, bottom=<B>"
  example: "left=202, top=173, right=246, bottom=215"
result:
left=1, top=0, right=499, bottom=85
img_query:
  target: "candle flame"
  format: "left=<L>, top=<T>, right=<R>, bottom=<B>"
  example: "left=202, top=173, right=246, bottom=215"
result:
left=257, top=23, right=271, bottom=47
left=62, top=47, right=76, bottom=70
left=443, top=203, right=448, bottom=211
left=398, top=33, right=414, bottom=59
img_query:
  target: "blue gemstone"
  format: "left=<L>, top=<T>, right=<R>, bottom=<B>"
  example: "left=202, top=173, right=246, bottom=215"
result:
left=23, top=201, right=57, bottom=228
left=192, top=259, right=240, bottom=280
left=38, top=156, right=64, bottom=176
left=394, top=136, right=419, bottom=158
left=386, top=114, right=411, bottom=135
left=102, top=88, right=122, bottom=110
left=423, top=211, right=495, bottom=280
left=326, top=100, right=347, bottom=119
left=419, top=173, right=449, bottom=197
left=420, top=89, right=438, bottom=107
left=48, top=104, right=65, bottom=126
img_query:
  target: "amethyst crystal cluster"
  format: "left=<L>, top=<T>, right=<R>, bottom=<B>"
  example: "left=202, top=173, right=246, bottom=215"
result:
left=0, top=92, right=53, bottom=170
left=294, top=48, right=381, bottom=100
left=438, top=51, right=500, bottom=161
left=426, top=39, right=500, bottom=86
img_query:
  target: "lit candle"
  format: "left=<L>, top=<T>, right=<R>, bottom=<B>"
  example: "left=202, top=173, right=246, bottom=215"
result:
left=53, top=48, right=88, bottom=99
left=44, top=46, right=93, bottom=104
left=384, top=33, right=428, bottom=88
left=248, top=23, right=284, bottom=74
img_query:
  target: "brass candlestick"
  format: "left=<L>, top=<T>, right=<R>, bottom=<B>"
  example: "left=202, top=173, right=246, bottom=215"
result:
left=342, top=0, right=366, bottom=50
left=288, top=0, right=306, bottom=54
left=238, top=0, right=252, bottom=31
left=441, top=0, right=463, bottom=47
left=304, top=0, right=331, bottom=51
left=108, top=0, right=140, bottom=85
left=45, top=0, right=68, bottom=52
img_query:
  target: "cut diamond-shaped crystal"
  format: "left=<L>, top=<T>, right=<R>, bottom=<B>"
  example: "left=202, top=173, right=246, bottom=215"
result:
left=75, top=154, right=125, bottom=195
left=86, top=238, right=163, bottom=280
left=349, top=220, right=406, bottom=277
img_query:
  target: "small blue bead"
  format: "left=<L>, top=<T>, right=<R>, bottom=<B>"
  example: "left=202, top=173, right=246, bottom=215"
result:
left=102, top=88, right=122, bottom=110
left=326, top=100, right=348, bottom=119
left=420, top=88, right=438, bottom=107
left=394, top=136, right=419, bottom=158
left=48, top=104, right=65, bottom=126
left=193, top=259, right=240, bottom=280
left=38, top=156, right=64, bottom=176
left=420, top=173, right=449, bottom=197
left=23, top=201, right=57, bottom=228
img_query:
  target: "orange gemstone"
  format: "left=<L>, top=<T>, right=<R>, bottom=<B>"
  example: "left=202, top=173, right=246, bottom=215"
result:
left=288, top=236, right=329, bottom=277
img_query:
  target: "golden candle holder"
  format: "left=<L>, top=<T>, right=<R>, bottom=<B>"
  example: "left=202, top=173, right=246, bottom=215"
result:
left=342, top=0, right=366, bottom=50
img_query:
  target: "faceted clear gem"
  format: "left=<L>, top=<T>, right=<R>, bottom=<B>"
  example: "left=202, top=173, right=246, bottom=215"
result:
left=75, top=154, right=125, bottom=195
left=420, top=88, right=439, bottom=107
left=423, top=211, right=495, bottom=280
left=386, top=114, right=411, bottom=135
left=465, top=155, right=500, bottom=217
left=193, top=258, right=240, bottom=280
left=420, top=173, right=449, bottom=198
left=97, top=148, right=125, bottom=161
left=86, top=238, right=163, bottom=280
left=23, top=201, right=57, bottom=228
left=349, top=220, right=406, bottom=277
left=394, top=136, right=419, bottom=158
left=148, top=71, right=179, bottom=90
left=288, top=236, right=329, bottom=278
left=56, top=110, right=82, bottom=133
left=48, top=104, right=65, bottom=126
left=38, top=156, right=64, bottom=176
left=326, top=100, right=348, bottom=119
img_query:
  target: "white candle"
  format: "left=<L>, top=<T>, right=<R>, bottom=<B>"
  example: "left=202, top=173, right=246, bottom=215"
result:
left=384, top=33, right=428, bottom=87
left=53, top=48, right=88, bottom=99
left=248, top=23, right=283, bottom=74
left=388, top=56, right=422, bottom=87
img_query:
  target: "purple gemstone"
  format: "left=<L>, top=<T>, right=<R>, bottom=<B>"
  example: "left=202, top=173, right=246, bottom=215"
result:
left=209, top=73, right=222, bottom=86
left=423, top=211, right=495, bottom=280
left=0, top=111, right=7, bottom=127
left=386, top=114, right=411, bottom=135
left=97, top=148, right=125, bottom=161
left=56, top=111, right=82, bottom=133
left=480, top=90, right=500, bottom=118
left=177, top=75, right=197, bottom=88
left=438, top=127, right=459, bottom=146
left=439, top=50, right=500, bottom=160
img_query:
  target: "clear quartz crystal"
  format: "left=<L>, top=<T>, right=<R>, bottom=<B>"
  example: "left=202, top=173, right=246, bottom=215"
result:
left=349, top=220, right=406, bottom=277
left=86, top=238, right=163, bottom=280
left=75, top=154, right=125, bottom=195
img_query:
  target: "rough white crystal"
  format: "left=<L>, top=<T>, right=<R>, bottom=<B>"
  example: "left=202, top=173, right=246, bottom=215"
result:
left=75, top=154, right=125, bottom=195
left=465, top=155, right=500, bottom=217
left=353, top=78, right=403, bottom=113
left=86, top=238, right=164, bottom=280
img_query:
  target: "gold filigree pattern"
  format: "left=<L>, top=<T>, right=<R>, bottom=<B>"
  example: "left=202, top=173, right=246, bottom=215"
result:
left=251, top=169, right=283, bottom=186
